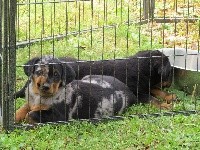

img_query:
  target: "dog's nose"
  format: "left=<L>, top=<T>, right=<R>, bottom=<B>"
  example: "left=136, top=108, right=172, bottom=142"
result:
left=41, top=83, right=50, bottom=91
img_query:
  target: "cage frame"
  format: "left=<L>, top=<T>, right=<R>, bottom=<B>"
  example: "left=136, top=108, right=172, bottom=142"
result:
left=0, top=0, right=199, bottom=131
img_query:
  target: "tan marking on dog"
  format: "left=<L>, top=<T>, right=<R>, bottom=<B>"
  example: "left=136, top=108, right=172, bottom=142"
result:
left=38, top=81, right=61, bottom=97
left=32, top=75, right=47, bottom=94
left=15, top=103, right=50, bottom=123
left=32, top=74, right=62, bottom=96
left=150, top=98, right=172, bottom=110
left=52, top=81, right=61, bottom=94
left=151, top=88, right=177, bottom=104
left=15, top=103, right=30, bottom=123
left=161, top=81, right=172, bottom=87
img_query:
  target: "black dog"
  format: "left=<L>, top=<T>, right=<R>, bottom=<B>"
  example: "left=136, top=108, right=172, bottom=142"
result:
left=16, top=50, right=175, bottom=109
left=15, top=56, right=136, bottom=123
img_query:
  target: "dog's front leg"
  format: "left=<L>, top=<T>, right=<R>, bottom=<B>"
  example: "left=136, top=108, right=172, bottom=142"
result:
left=15, top=103, right=30, bottom=123
left=25, top=104, right=50, bottom=124
left=30, top=104, right=50, bottom=111
left=149, top=96, right=172, bottom=110
left=138, top=94, right=172, bottom=109
left=151, top=88, right=177, bottom=104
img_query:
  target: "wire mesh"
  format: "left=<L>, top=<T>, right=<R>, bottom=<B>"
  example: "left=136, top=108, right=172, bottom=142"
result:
left=0, top=0, right=199, bottom=130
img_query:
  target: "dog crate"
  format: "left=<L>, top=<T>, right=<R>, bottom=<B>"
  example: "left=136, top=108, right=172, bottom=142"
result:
left=0, top=0, right=200, bottom=130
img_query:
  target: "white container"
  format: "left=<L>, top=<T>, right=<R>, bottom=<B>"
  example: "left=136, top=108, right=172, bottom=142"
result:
left=159, top=48, right=200, bottom=95
left=159, top=48, right=200, bottom=72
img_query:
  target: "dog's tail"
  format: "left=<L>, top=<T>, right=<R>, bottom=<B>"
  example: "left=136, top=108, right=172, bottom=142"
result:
left=14, top=81, right=29, bottom=99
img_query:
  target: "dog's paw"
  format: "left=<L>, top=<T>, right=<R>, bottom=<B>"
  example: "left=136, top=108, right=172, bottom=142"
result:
left=160, top=102, right=172, bottom=110
left=15, top=103, right=30, bottom=123
left=150, top=97, right=173, bottom=110
left=15, top=113, right=24, bottom=123
left=25, top=111, right=39, bottom=124
left=164, top=94, right=178, bottom=104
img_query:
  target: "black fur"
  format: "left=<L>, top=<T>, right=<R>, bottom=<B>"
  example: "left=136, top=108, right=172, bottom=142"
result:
left=22, top=56, right=136, bottom=123
left=16, top=50, right=172, bottom=104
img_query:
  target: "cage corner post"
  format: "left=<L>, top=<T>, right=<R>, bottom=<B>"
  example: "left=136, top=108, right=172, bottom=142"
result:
left=143, top=0, right=155, bottom=20
left=1, top=0, right=17, bottom=131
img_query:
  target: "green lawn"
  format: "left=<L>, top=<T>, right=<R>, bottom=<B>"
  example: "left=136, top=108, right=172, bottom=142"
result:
left=0, top=0, right=200, bottom=149
left=1, top=114, right=200, bottom=149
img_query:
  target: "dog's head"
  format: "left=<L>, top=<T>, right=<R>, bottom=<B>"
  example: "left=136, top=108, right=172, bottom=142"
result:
left=26, top=56, right=76, bottom=97
left=151, top=50, right=172, bottom=87
left=135, top=50, right=172, bottom=87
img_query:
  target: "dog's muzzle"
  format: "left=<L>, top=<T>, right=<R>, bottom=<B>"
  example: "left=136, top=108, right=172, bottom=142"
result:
left=38, top=83, right=54, bottom=97
left=40, top=83, right=50, bottom=91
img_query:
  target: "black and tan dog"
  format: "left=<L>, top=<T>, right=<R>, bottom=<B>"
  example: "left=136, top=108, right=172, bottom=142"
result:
left=15, top=56, right=137, bottom=123
left=16, top=50, right=176, bottom=109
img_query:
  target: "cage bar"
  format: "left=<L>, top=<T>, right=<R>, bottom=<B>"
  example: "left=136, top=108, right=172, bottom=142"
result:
left=1, top=0, right=17, bottom=131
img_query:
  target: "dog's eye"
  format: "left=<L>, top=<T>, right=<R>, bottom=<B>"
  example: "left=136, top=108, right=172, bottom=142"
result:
left=54, top=72, right=58, bottom=77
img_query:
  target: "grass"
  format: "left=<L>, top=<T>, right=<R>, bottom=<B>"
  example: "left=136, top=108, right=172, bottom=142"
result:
left=1, top=114, right=200, bottom=149
left=1, top=0, right=200, bottom=149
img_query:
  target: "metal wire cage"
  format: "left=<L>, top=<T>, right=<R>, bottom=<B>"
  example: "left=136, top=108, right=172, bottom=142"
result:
left=0, top=0, right=200, bottom=130
left=0, top=0, right=17, bottom=131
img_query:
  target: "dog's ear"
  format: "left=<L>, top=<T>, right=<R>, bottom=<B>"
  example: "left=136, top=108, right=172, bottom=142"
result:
left=157, top=57, right=172, bottom=81
left=61, top=63, right=76, bottom=85
left=24, top=57, right=40, bottom=76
